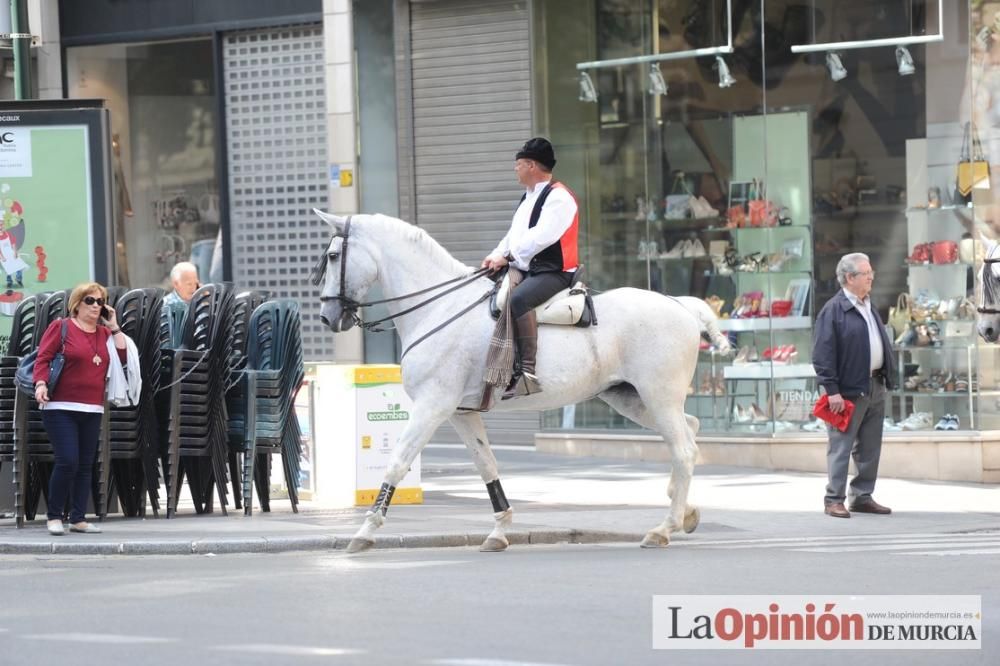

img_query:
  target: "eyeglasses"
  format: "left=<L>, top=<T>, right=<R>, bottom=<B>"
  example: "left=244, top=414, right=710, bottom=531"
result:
left=82, top=296, right=105, bottom=306
left=851, top=270, right=875, bottom=278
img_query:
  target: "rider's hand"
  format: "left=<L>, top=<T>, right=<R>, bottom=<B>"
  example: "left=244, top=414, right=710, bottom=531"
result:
left=482, top=254, right=509, bottom=273
left=827, top=393, right=845, bottom=414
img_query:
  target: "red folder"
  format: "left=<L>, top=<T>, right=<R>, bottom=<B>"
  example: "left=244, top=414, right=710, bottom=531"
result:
left=812, top=394, right=856, bottom=432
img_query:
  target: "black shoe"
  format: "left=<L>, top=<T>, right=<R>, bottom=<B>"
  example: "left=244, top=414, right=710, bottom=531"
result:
left=501, top=372, right=542, bottom=400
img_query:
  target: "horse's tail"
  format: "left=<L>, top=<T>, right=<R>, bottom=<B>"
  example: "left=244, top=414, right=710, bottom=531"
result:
left=676, top=296, right=732, bottom=355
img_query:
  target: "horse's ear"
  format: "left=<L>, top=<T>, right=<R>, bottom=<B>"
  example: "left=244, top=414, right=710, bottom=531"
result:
left=313, top=208, right=346, bottom=232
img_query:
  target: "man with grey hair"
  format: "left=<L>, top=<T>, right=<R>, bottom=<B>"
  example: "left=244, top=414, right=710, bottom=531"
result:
left=812, top=252, right=896, bottom=518
left=163, top=261, right=200, bottom=307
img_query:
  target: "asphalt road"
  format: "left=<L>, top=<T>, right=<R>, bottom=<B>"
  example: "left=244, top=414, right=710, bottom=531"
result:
left=1, top=536, right=996, bottom=666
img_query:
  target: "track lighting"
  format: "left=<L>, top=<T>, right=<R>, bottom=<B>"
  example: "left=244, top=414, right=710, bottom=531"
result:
left=826, top=52, right=847, bottom=81
left=896, top=46, right=915, bottom=76
left=715, top=56, right=736, bottom=88
left=578, top=71, right=597, bottom=103
left=648, top=63, right=668, bottom=96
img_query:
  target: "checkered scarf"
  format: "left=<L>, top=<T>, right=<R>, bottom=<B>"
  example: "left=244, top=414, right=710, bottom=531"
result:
left=483, top=267, right=523, bottom=388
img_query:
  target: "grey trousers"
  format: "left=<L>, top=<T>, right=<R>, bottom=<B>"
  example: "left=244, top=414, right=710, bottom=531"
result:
left=824, top=377, right=886, bottom=505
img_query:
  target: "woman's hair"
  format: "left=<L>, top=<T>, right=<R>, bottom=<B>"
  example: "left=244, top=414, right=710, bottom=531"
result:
left=67, top=282, right=108, bottom=316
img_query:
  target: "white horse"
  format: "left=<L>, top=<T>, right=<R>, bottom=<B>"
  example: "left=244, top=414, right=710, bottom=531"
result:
left=313, top=211, right=712, bottom=553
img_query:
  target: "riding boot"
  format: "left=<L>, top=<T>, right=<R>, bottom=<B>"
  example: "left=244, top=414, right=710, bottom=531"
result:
left=502, top=311, right=542, bottom=400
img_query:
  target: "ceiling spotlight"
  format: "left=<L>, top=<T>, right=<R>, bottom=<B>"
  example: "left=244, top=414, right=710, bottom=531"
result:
left=578, top=71, right=597, bottom=103
left=896, top=46, right=915, bottom=76
left=826, top=52, right=847, bottom=81
left=716, top=56, right=736, bottom=88
left=648, top=63, right=668, bottom=96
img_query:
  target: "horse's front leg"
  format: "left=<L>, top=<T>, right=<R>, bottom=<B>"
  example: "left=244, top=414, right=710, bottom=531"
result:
left=449, top=411, right=512, bottom=552
left=346, top=403, right=452, bottom=553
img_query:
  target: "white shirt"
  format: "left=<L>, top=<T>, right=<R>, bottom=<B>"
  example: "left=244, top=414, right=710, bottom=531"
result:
left=492, top=179, right=578, bottom=272
left=843, top=288, right=884, bottom=373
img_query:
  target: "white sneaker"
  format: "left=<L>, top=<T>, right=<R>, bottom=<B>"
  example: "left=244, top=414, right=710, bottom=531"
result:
left=662, top=240, right=686, bottom=259
left=685, top=239, right=707, bottom=258
left=883, top=417, right=902, bottom=431
left=900, top=411, right=933, bottom=430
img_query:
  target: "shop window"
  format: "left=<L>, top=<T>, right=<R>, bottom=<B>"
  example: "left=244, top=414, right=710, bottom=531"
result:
left=67, top=38, right=223, bottom=290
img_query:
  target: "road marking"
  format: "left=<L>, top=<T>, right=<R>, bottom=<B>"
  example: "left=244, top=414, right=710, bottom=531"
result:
left=213, top=644, right=362, bottom=657
left=430, top=660, right=574, bottom=666
left=678, top=532, right=1000, bottom=548
left=900, top=548, right=1000, bottom=556
left=795, top=540, right=1000, bottom=553
left=426, top=444, right=531, bottom=452
left=317, top=559, right=473, bottom=571
left=20, top=633, right=172, bottom=644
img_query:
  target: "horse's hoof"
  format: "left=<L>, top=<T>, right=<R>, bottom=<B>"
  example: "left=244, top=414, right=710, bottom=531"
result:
left=683, top=507, right=701, bottom=534
left=640, top=532, right=670, bottom=548
left=479, top=537, right=509, bottom=552
left=346, top=537, right=375, bottom=554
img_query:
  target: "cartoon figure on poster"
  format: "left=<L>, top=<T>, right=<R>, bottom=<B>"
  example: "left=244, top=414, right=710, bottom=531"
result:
left=1, top=196, right=29, bottom=289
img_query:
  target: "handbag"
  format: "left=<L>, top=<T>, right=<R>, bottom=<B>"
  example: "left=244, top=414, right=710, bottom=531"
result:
left=812, top=394, right=855, bottom=432
left=956, top=123, right=990, bottom=202
left=931, top=240, right=958, bottom=264
left=888, top=293, right=911, bottom=337
left=15, top=319, right=68, bottom=396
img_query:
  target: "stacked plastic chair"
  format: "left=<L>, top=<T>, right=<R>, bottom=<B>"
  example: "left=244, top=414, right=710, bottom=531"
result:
left=158, top=284, right=235, bottom=518
left=221, top=290, right=270, bottom=510
left=237, top=299, right=305, bottom=516
left=11, top=290, right=113, bottom=526
left=105, top=288, right=164, bottom=517
left=0, top=294, right=46, bottom=525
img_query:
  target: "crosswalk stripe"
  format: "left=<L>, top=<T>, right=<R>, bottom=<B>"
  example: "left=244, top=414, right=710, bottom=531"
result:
left=899, top=548, right=1000, bottom=556
left=795, top=539, right=1000, bottom=553
left=680, top=532, right=1000, bottom=548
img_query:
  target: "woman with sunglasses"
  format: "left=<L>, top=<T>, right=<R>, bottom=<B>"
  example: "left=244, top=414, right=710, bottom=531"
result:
left=33, top=283, right=128, bottom=536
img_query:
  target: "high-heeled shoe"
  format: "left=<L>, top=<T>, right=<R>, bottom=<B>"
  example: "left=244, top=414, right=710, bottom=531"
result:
left=748, top=346, right=760, bottom=363
left=733, top=404, right=752, bottom=423
left=733, top=346, right=750, bottom=365
left=750, top=403, right=769, bottom=422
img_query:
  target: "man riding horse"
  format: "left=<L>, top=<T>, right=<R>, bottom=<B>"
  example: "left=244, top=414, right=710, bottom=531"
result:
left=481, top=137, right=580, bottom=400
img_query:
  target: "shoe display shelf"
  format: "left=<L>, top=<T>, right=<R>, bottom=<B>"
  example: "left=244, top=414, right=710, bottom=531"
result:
left=685, top=349, right=752, bottom=432
left=891, top=137, right=1000, bottom=433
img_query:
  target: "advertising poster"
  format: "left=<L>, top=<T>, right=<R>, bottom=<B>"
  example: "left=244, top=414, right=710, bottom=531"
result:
left=0, top=103, right=110, bottom=355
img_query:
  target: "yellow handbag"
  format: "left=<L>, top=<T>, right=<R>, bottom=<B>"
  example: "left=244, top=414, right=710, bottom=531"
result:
left=957, top=123, right=990, bottom=196
left=888, top=292, right=911, bottom=337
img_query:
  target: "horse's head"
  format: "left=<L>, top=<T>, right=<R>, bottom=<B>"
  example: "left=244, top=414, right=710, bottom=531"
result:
left=312, top=209, right=378, bottom=332
left=978, top=237, right=1000, bottom=342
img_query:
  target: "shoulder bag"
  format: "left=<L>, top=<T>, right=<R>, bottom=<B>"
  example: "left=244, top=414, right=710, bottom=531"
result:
left=15, top=319, right=69, bottom=396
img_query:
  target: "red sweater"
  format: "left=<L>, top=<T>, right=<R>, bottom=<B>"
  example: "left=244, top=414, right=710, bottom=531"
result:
left=33, top=319, right=127, bottom=407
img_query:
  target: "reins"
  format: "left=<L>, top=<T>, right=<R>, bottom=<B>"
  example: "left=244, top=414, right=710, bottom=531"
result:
left=313, top=216, right=495, bottom=336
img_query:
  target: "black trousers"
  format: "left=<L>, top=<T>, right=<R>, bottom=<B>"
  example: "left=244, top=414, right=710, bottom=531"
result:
left=510, top=270, right=575, bottom=319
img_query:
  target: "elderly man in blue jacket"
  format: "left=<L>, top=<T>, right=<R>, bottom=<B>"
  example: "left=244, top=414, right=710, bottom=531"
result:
left=812, top=252, right=897, bottom=519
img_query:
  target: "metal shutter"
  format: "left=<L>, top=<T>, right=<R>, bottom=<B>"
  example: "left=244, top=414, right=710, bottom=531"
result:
left=404, top=0, right=539, bottom=446
left=223, top=24, right=333, bottom=362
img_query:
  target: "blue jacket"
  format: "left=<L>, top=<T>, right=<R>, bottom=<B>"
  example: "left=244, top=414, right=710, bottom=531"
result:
left=812, top=290, right=897, bottom=398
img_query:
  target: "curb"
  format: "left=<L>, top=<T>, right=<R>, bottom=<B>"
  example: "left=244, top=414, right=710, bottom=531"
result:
left=0, top=529, right=646, bottom=556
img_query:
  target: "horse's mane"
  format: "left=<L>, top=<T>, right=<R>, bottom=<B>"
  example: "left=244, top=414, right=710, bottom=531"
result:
left=366, top=214, right=471, bottom=275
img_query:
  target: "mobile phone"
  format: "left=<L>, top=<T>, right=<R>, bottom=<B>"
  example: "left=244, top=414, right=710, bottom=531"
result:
left=100, top=305, right=110, bottom=320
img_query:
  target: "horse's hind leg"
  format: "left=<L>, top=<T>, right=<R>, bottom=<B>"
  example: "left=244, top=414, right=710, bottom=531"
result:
left=598, top=385, right=700, bottom=547
left=449, top=411, right=513, bottom=552
left=346, top=404, right=452, bottom=554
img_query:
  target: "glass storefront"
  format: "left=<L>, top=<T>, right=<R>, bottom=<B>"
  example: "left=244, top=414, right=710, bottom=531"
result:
left=534, top=0, right=1000, bottom=435
left=66, top=39, right=223, bottom=290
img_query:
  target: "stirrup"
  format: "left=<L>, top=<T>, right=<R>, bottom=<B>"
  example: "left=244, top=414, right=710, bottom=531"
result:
left=501, top=372, right=542, bottom=400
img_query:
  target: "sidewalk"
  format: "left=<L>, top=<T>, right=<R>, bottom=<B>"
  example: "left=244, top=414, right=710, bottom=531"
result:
left=1, top=444, right=997, bottom=555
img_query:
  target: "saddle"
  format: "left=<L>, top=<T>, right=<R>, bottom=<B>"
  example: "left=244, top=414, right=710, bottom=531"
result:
left=489, top=270, right=597, bottom=327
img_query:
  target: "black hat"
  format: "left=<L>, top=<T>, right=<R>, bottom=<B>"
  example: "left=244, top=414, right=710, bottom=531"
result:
left=516, top=137, right=556, bottom=170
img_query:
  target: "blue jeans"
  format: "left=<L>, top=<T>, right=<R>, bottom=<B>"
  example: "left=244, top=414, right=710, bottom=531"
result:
left=41, top=409, right=102, bottom=523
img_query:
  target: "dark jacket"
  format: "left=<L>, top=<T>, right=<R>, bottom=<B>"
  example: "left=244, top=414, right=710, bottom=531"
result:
left=813, top=290, right=897, bottom=398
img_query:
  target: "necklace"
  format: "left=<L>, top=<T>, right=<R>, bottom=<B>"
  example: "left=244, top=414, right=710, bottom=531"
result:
left=75, top=318, right=102, bottom=366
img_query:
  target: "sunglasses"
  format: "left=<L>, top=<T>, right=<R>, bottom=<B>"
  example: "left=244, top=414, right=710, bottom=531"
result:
left=82, top=296, right=105, bottom=306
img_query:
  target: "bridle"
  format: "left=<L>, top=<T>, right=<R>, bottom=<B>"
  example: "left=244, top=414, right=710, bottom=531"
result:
left=311, top=216, right=493, bottom=354
left=978, top=246, right=1000, bottom=315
